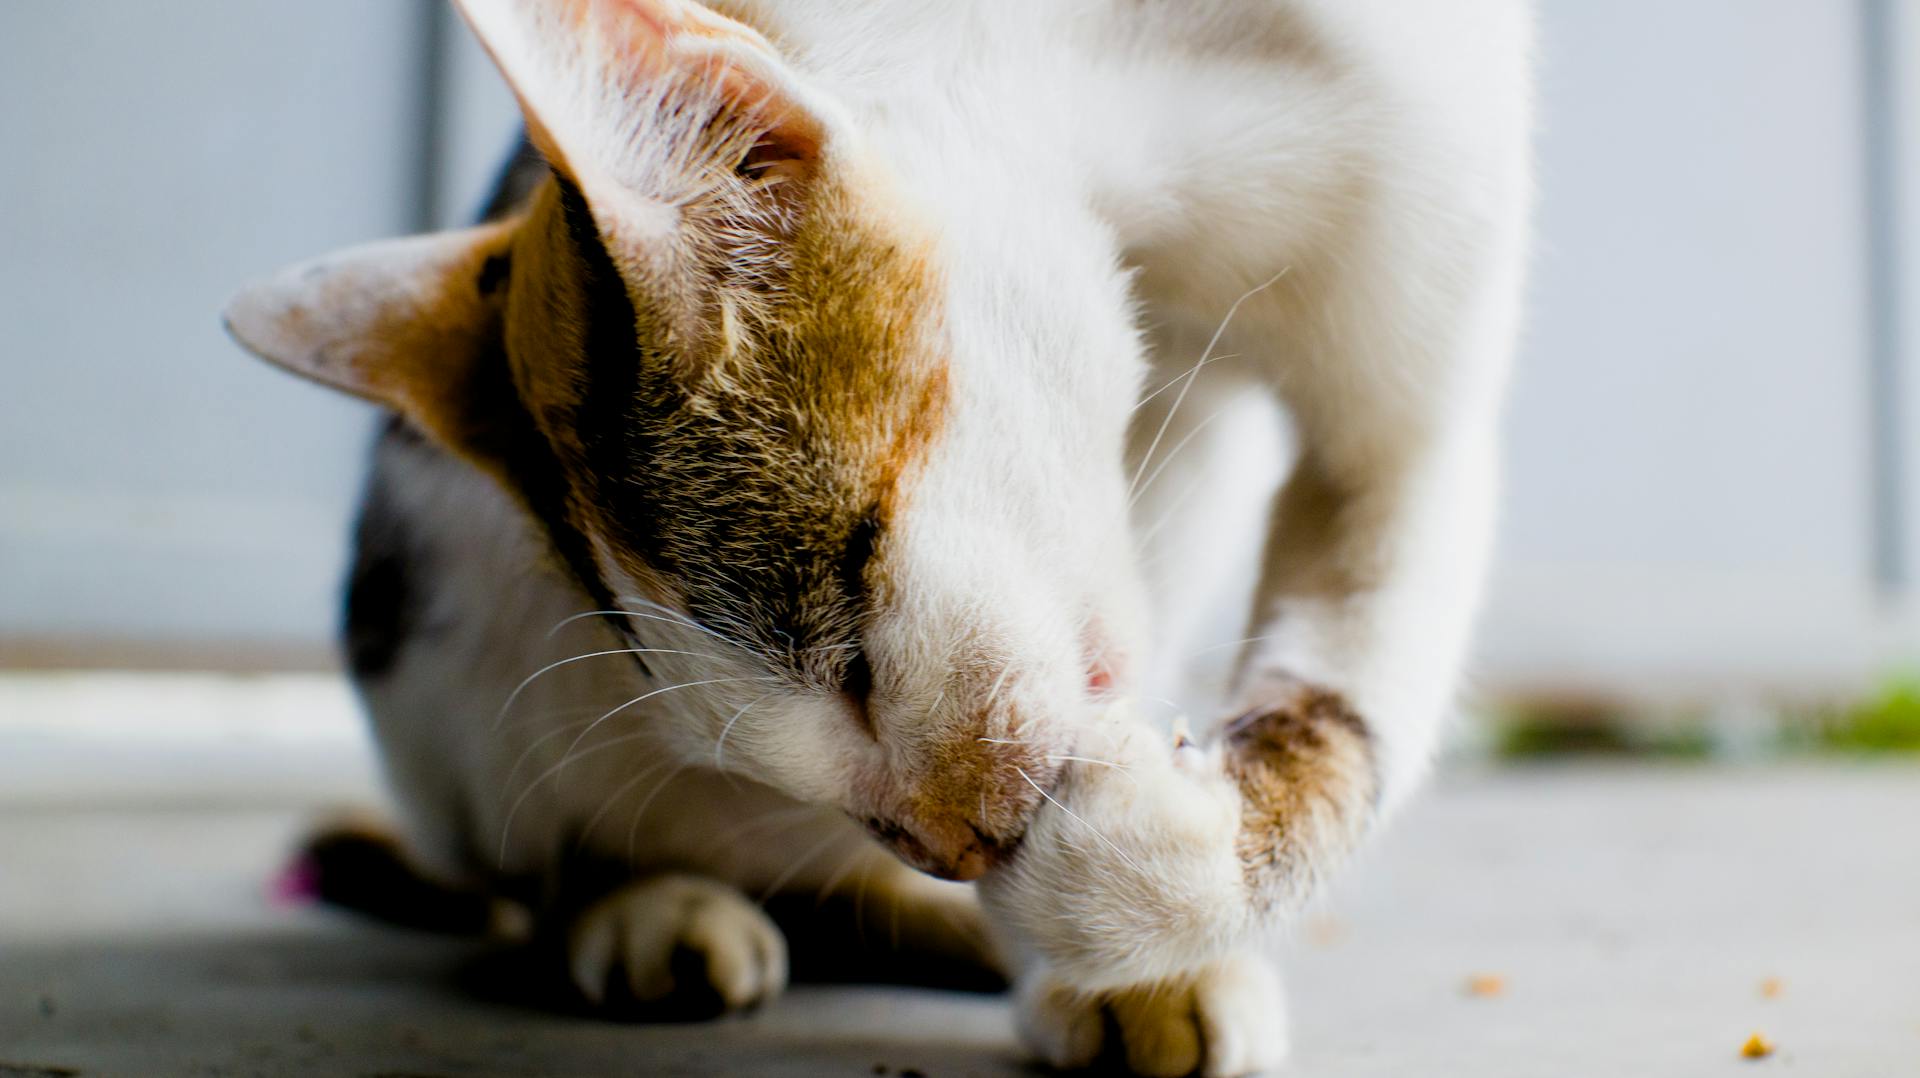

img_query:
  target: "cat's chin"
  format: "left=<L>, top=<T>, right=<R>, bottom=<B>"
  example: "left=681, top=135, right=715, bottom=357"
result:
left=976, top=714, right=1258, bottom=992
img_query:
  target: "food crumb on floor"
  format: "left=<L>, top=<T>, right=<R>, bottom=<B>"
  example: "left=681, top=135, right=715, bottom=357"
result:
left=1740, top=1032, right=1775, bottom=1060
left=1464, top=974, right=1506, bottom=998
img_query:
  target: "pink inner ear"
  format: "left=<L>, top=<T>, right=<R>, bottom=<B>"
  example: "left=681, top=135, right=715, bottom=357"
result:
left=595, top=0, right=826, bottom=160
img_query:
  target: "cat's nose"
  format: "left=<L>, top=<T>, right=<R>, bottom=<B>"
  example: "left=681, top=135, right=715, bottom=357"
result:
left=862, top=815, right=1019, bottom=881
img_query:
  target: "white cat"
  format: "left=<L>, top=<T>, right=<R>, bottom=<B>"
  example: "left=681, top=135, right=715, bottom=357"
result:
left=226, top=1, right=1532, bottom=1074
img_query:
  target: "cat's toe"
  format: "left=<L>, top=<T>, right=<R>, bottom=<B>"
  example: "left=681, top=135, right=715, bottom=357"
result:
left=1189, top=954, right=1289, bottom=1077
left=1014, top=954, right=1289, bottom=1077
left=567, top=874, right=787, bottom=1018
left=1109, top=982, right=1206, bottom=1077
left=1014, top=969, right=1105, bottom=1070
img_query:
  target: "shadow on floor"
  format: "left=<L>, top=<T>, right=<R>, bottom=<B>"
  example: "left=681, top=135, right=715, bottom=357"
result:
left=2, top=921, right=1031, bottom=1078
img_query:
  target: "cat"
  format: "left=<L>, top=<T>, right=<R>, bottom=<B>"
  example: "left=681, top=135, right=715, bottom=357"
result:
left=225, top=1, right=1531, bottom=1074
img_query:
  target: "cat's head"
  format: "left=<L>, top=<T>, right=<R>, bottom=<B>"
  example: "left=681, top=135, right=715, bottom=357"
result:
left=226, top=0, right=1148, bottom=880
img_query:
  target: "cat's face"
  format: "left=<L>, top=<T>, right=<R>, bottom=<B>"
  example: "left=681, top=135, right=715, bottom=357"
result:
left=226, top=0, right=1148, bottom=880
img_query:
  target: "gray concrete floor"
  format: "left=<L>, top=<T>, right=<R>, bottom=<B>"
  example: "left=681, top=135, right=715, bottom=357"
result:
left=1, top=677, right=1915, bottom=1076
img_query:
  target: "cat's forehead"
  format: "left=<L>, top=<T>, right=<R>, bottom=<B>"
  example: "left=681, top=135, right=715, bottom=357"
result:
left=507, top=172, right=950, bottom=668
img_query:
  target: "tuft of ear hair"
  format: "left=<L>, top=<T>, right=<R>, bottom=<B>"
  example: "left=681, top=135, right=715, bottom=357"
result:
left=453, top=0, right=844, bottom=261
left=222, top=223, right=517, bottom=454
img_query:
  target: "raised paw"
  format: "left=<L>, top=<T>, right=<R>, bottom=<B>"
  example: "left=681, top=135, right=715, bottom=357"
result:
left=1015, top=953, right=1289, bottom=1078
left=568, top=874, right=787, bottom=1018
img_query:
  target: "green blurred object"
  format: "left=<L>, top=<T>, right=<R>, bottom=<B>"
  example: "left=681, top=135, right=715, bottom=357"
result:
left=1815, top=675, right=1920, bottom=753
left=1491, top=701, right=1714, bottom=761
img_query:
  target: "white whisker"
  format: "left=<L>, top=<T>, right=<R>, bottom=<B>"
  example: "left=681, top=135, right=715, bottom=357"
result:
left=491, top=647, right=737, bottom=731
left=813, top=847, right=868, bottom=905
left=1188, top=634, right=1279, bottom=659
left=1131, top=471, right=1209, bottom=556
left=1047, top=753, right=1130, bottom=771
left=571, top=757, right=676, bottom=852
left=714, top=805, right=823, bottom=850
left=496, top=714, right=602, bottom=799
left=757, top=827, right=850, bottom=901
left=496, top=726, right=664, bottom=864
left=615, top=595, right=766, bottom=655
left=1016, top=766, right=1146, bottom=876
left=1128, top=353, right=1241, bottom=416
left=715, top=691, right=779, bottom=770
left=1048, top=753, right=1139, bottom=789
left=560, top=675, right=777, bottom=763
left=625, top=763, right=693, bottom=862
left=1127, top=405, right=1231, bottom=510
left=1126, top=269, right=1288, bottom=505
left=546, top=608, right=754, bottom=654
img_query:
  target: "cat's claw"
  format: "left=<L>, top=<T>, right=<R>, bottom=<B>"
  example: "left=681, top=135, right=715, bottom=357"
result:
left=1015, top=953, right=1290, bottom=1077
left=568, top=874, right=787, bottom=1016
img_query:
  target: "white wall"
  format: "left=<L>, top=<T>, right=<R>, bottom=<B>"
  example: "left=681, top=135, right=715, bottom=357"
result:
left=0, top=2, right=431, bottom=657
left=1479, top=0, right=1887, bottom=692
left=0, top=2, right=1904, bottom=691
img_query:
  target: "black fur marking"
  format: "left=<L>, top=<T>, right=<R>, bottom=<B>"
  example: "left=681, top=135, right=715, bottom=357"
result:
left=463, top=341, right=641, bottom=672
left=300, top=823, right=494, bottom=934
left=544, top=174, right=875, bottom=681
left=830, top=510, right=883, bottom=702
left=841, top=649, right=875, bottom=718
left=344, top=421, right=425, bottom=681
left=479, top=135, right=548, bottom=222
left=551, top=178, right=680, bottom=567
left=476, top=252, right=511, bottom=296
left=838, top=509, right=880, bottom=609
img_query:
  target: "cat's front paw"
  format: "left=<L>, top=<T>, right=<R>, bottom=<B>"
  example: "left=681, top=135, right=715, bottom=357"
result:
left=568, top=874, right=787, bottom=1018
left=1015, top=953, right=1289, bottom=1077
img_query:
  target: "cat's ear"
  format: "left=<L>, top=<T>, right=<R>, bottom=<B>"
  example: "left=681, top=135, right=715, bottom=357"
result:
left=452, top=0, right=843, bottom=251
left=223, top=222, right=518, bottom=454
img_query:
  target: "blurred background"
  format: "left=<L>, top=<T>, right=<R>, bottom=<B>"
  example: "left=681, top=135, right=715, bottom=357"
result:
left=6, top=0, right=1920, bottom=742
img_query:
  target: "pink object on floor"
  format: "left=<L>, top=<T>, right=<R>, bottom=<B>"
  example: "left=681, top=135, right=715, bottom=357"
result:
left=267, top=854, right=320, bottom=907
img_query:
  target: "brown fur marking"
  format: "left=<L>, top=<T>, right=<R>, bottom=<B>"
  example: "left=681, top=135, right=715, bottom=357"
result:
left=1221, top=679, right=1377, bottom=912
left=490, top=159, right=949, bottom=682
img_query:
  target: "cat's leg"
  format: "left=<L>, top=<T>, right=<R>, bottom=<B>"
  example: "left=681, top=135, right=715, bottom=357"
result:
left=1008, top=301, right=1516, bottom=1077
left=1213, top=215, right=1524, bottom=887
left=1010, top=142, right=1528, bottom=1078
left=287, top=811, right=502, bottom=935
